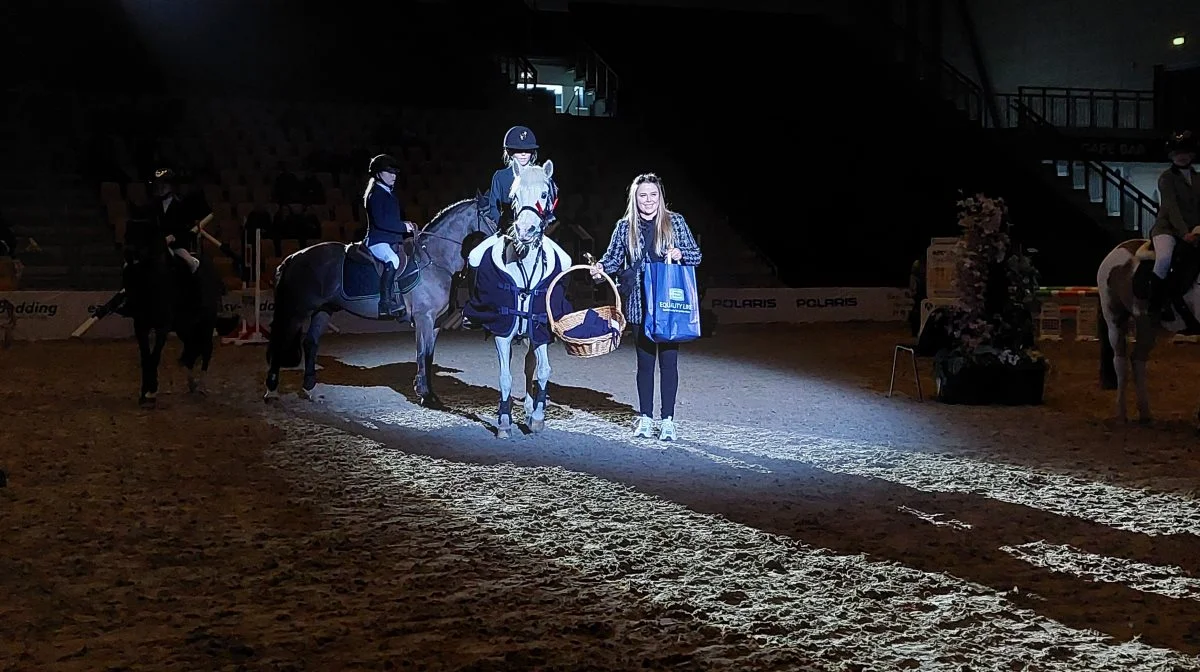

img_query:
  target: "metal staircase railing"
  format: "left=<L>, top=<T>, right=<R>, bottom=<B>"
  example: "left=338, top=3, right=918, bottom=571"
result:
left=569, top=42, right=618, bottom=116
left=879, top=21, right=1158, bottom=236
left=1012, top=86, right=1155, bottom=131
left=1001, top=98, right=1159, bottom=235
left=496, top=54, right=538, bottom=91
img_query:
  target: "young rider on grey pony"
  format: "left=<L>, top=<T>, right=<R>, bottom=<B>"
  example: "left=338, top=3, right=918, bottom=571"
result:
left=485, top=125, right=558, bottom=230
left=362, top=153, right=413, bottom=317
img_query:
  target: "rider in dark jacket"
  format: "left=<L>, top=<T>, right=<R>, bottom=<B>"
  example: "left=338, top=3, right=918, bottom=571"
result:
left=362, top=153, right=412, bottom=316
left=1148, top=131, right=1200, bottom=315
left=485, top=125, right=557, bottom=229
left=124, top=169, right=201, bottom=273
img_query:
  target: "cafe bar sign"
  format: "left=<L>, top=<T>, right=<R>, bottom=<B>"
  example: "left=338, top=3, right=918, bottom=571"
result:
left=1076, top=138, right=1158, bottom=162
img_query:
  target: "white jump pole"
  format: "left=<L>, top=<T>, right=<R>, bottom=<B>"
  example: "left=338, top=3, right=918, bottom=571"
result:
left=225, top=227, right=269, bottom=345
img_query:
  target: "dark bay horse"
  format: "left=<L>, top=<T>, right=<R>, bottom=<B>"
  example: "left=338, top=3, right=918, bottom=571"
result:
left=264, top=192, right=497, bottom=405
left=118, top=239, right=239, bottom=406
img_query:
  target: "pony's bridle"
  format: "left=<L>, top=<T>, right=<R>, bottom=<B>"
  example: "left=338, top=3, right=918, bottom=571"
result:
left=508, top=193, right=558, bottom=250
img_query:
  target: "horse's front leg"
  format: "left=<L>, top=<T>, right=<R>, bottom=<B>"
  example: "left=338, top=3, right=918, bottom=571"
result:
left=524, top=343, right=551, bottom=433
left=495, top=334, right=514, bottom=439
left=184, top=322, right=213, bottom=395
left=136, top=323, right=155, bottom=406
left=1107, top=317, right=1131, bottom=423
left=300, top=311, right=332, bottom=400
left=1131, top=317, right=1158, bottom=424
left=413, top=310, right=442, bottom=407
left=139, top=325, right=166, bottom=407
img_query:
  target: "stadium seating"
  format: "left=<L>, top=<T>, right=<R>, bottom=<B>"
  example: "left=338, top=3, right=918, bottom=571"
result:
left=7, top=90, right=780, bottom=291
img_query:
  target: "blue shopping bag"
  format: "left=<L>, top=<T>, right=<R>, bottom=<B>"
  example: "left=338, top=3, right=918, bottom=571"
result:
left=642, top=258, right=701, bottom=343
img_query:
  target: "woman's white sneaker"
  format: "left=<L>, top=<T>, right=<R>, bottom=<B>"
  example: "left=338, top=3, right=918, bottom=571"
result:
left=659, top=417, right=677, bottom=441
left=633, top=415, right=654, bottom=438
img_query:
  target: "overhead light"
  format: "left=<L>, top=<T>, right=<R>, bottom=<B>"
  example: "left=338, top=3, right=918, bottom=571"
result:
left=1172, top=35, right=1186, bottom=47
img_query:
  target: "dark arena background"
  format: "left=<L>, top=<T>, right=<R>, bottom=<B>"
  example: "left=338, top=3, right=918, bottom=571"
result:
left=4, top=0, right=1200, bottom=669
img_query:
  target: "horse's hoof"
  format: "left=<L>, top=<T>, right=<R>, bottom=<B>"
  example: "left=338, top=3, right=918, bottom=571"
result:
left=1137, top=416, right=1153, bottom=426
left=263, top=390, right=280, bottom=403
left=496, top=428, right=510, bottom=439
left=419, top=394, right=443, bottom=409
left=530, top=418, right=545, bottom=433
left=139, top=396, right=156, bottom=408
left=299, top=387, right=316, bottom=401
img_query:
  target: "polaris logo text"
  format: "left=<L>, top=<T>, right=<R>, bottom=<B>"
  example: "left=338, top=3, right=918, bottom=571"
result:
left=711, top=298, right=777, bottom=309
left=796, top=297, right=858, bottom=308
left=8, top=301, right=58, bottom=318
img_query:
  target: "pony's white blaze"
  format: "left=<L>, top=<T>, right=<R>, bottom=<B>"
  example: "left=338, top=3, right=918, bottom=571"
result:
left=508, top=159, right=554, bottom=247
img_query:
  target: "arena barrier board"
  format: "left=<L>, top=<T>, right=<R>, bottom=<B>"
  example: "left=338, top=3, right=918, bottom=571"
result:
left=702, top=288, right=913, bottom=324
left=0, top=290, right=414, bottom=342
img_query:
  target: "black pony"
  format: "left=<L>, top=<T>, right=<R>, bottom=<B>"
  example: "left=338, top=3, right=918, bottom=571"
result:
left=117, top=231, right=239, bottom=406
left=264, top=192, right=497, bottom=405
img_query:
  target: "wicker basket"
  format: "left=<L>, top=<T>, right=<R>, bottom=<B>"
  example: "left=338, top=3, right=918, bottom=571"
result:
left=547, top=264, right=627, bottom=358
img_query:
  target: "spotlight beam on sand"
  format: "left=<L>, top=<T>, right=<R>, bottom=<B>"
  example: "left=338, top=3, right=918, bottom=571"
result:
left=271, top=417, right=1200, bottom=671
left=313, top=385, right=1200, bottom=540
left=676, top=422, right=1200, bottom=539
left=1001, top=541, right=1200, bottom=602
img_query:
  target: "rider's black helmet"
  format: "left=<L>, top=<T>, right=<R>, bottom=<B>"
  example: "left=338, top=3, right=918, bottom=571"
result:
left=368, top=154, right=401, bottom=176
left=502, top=126, right=539, bottom=151
left=1166, top=130, right=1197, bottom=156
left=152, top=168, right=177, bottom=185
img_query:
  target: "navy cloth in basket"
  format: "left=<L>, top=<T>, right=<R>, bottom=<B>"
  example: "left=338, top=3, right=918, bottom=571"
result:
left=564, top=308, right=620, bottom=341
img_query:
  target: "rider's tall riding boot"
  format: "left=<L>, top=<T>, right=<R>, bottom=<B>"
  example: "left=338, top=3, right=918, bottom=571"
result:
left=1148, top=274, right=1170, bottom=318
left=379, top=263, right=400, bottom=316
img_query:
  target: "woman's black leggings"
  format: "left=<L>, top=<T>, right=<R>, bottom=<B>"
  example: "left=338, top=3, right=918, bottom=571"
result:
left=635, top=330, right=679, bottom=418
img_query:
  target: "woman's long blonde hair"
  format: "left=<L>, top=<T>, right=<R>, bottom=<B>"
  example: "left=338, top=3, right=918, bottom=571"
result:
left=623, top=173, right=674, bottom=263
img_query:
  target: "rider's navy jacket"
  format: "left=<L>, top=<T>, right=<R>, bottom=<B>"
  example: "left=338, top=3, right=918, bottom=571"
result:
left=364, top=181, right=410, bottom=246
left=486, top=167, right=559, bottom=226
left=462, top=233, right=573, bottom=347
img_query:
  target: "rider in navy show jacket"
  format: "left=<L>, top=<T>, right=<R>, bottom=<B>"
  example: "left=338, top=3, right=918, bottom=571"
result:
left=486, top=126, right=558, bottom=228
left=362, top=153, right=412, bottom=316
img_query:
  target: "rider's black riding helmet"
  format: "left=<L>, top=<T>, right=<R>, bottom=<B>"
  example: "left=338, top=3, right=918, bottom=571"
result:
left=151, top=168, right=178, bottom=198
left=368, top=154, right=402, bottom=177
left=1166, top=130, right=1197, bottom=156
left=503, top=126, right=539, bottom=152
left=152, top=168, right=178, bottom=186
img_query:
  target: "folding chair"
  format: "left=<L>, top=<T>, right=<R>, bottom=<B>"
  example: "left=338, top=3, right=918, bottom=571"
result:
left=887, top=342, right=924, bottom=401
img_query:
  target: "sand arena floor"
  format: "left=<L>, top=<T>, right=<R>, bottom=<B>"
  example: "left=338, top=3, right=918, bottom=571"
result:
left=3, top=323, right=1200, bottom=671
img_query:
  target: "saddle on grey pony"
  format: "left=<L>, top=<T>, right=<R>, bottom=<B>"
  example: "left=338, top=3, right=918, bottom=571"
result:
left=343, top=232, right=421, bottom=319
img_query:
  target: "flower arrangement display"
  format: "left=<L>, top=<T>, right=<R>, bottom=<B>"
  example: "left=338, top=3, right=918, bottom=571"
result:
left=933, top=194, right=1047, bottom=404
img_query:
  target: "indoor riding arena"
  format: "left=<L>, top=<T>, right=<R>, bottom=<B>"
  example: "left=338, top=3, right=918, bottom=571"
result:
left=6, top=311, right=1200, bottom=670
left=6, top=0, right=1200, bottom=670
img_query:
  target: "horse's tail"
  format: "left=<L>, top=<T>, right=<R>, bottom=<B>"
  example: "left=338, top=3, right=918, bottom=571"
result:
left=267, top=256, right=303, bottom=369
